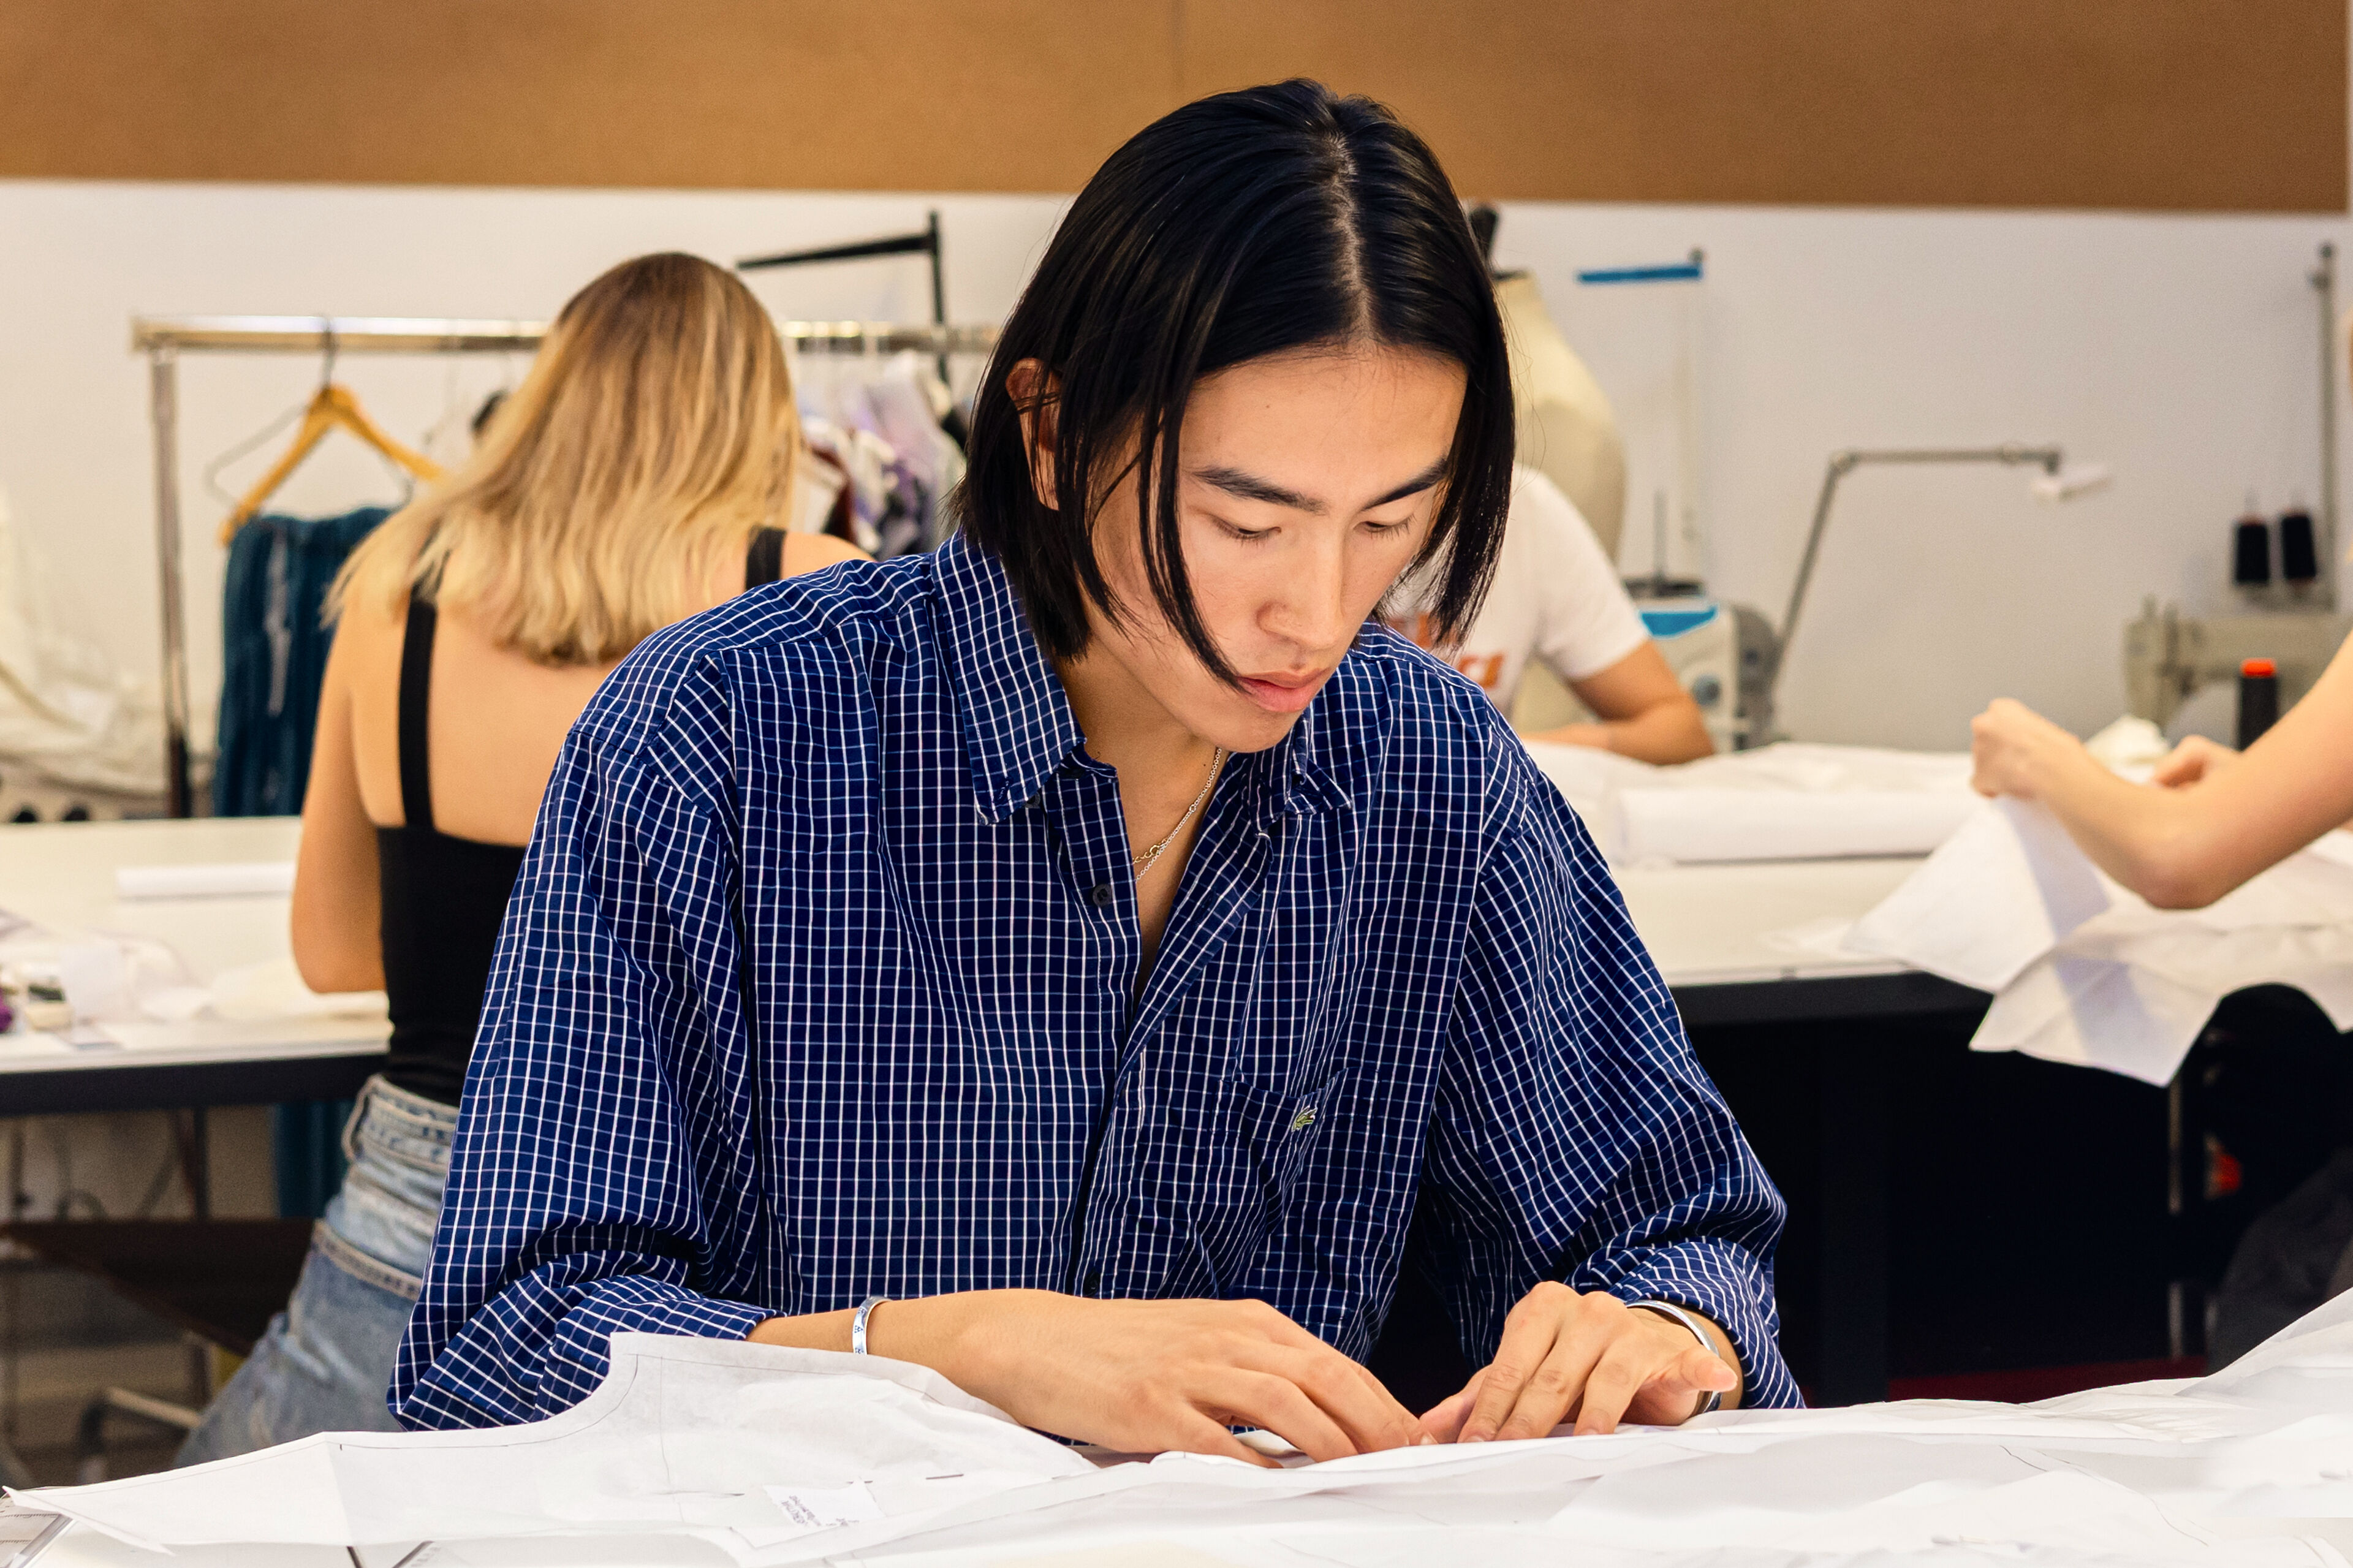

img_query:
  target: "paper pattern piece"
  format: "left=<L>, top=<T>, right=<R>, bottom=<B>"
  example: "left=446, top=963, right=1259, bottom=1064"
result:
left=1841, top=798, right=2353, bottom=1084
left=1528, top=741, right=1977, bottom=866
left=15, top=1295, right=2353, bottom=1567
left=113, top=862, right=295, bottom=900
left=1, top=920, right=384, bottom=1038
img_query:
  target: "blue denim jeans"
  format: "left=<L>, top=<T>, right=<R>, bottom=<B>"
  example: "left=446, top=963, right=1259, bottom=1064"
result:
left=177, top=1076, right=453, bottom=1464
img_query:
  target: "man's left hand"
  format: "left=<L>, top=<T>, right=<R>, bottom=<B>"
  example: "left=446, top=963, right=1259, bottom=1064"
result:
left=1417, top=1284, right=1738, bottom=1442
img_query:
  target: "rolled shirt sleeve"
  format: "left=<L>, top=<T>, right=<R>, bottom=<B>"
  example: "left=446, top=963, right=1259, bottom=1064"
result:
left=392, top=661, right=775, bottom=1430
left=1421, top=722, right=1798, bottom=1407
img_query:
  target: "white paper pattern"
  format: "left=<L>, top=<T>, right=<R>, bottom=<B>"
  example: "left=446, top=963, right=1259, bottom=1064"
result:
left=13, top=1295, right=2353, bottom=1567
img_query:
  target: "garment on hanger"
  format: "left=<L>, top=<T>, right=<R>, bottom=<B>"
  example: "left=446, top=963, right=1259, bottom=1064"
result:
left=213, top=507, right=388, bottom=816
left=859, top=352, right=968, bottom=547
left=801, top=415, right=917, bottom=557
left=791, top=446, right=854, bottom=540
left=218, top=385, right=439, bottom=544
left=0, top=485, right=162, bottom=800
left=793, top=349, right=968, bottom=556
left=1495, top=273, right=1628, bottom=561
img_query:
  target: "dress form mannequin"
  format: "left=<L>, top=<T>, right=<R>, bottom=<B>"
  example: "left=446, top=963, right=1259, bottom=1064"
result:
left=1494, top=271, right=1627, bottom=561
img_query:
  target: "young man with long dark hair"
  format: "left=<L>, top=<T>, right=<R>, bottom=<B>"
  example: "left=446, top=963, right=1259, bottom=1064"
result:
left=394, top=81, right=1795, bottom=1459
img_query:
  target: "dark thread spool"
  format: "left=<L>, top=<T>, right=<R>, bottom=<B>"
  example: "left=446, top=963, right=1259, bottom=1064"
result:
left=2237, top=657, right=2279, bottom=749
left=2279, top=510, right=2319, bottom=583
left=2233, top=517, right=2272, bottom=586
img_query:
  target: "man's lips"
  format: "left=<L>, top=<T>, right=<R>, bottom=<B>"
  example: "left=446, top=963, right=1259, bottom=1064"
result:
left=1237, top=670, right=1332, bottom=713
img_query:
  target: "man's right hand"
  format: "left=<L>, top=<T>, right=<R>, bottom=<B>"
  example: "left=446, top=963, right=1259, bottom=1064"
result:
left=751, top=1289, right=1423, bottom=1464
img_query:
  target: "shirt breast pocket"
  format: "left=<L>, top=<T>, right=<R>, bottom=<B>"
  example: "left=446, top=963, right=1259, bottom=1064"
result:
left=1218, top=1059, right=1347, bottom=1202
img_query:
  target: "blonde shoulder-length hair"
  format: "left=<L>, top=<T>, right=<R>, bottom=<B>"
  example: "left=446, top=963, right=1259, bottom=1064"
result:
left=332, top=252, right=799, bottom=665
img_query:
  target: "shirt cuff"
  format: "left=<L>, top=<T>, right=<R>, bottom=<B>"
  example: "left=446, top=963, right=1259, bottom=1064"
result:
left=1599, top=1240, right=1801, bottom=1409
left=542, top=1276, right=771, bottom=1417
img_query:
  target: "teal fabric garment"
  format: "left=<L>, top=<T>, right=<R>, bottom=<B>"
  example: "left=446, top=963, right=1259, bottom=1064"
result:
left=213, top=507, right=389, bottom=816
left=213, top=506, right=389, bottom=1218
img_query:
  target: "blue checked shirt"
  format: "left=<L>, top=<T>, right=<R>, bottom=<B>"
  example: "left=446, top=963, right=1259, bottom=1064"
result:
left=393, top=535, right=1795, bottom=1428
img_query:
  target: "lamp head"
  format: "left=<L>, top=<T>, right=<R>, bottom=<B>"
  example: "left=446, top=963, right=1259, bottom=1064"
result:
left=2030, top=461, right=2112, bottom=503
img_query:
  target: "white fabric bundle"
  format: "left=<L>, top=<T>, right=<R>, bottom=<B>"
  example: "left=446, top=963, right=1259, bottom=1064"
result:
left=1841, top=798, right=2353, bottom=1083
left=1526, top=741, right=1976, bottom=865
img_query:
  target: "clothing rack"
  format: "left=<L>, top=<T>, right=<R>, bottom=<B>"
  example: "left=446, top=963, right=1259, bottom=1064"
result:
left=738, top=211, right=950, bottom=378
left=131, top=312, right=1000, bottom=817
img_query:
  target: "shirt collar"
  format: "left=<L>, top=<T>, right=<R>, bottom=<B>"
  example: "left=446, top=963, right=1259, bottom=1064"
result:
left=931, top=535, right=1363, bottom=825
left=1250, top=682, right=1357, bottom=824
left=931, top=536, right=1085, bottom=824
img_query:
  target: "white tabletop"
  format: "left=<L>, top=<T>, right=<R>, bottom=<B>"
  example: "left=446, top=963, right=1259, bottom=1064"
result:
left=0, top=819, right=1931, bottom=1084
left=0, top=816, right=390, bottom=1080
left=1618, top=856, right=1924, bottom=988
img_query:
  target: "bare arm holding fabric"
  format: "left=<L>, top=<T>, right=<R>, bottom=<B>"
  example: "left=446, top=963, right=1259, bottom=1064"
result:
left=1969, top=630, right=2353, bottom=909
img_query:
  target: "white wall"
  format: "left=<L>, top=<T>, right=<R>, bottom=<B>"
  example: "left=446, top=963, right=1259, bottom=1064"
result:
left=2, top=178, right=2347, bottom=757
left=1501, top=204, right=2353, bottom=748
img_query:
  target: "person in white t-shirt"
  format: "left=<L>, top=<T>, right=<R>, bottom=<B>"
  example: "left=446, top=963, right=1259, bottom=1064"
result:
left=1392, top=466, right=1711, bottom=763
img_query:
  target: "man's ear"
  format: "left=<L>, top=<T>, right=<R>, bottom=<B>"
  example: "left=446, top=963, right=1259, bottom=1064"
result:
left=1007, top=358, right=1061, bottom=512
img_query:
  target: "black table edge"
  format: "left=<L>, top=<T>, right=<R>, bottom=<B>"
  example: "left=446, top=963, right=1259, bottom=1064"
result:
left=1671, top=970, right=1990, bottom=1029
left=0, top=1050, right=386, bottom=1116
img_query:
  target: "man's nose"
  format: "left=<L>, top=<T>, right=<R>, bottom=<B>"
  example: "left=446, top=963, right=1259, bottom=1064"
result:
left=1266, top=537, right=1354, bottom=653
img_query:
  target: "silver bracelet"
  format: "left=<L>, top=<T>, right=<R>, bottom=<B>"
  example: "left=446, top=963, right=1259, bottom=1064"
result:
left=1627, top=1298, right=1726, bottom=1417
left=851, top=1294, right=888, bottom=1356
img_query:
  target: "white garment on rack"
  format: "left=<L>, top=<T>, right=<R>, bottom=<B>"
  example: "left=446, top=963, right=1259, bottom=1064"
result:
left=800, top=416, right=899, bottom=556
left=866, top=352, right=966, bottom=513
left=0, top=486, right=162, bottom=797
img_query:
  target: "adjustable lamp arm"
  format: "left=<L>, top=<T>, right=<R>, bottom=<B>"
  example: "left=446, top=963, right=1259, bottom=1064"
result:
left=1774, top=444, right=2063, bottom=703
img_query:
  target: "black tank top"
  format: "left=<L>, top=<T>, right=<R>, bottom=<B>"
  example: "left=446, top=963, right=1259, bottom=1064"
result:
left=376, top=529, right=792, bottom=1103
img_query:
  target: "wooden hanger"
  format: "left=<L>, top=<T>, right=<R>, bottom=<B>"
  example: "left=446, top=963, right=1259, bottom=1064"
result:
left=218, top=383, right=442, bottom=543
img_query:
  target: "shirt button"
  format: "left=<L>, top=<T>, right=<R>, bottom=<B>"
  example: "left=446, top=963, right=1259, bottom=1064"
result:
left=1087, top=884, right=1115, bottom=909
left=1083, top=1266, right=1104, bottom=1294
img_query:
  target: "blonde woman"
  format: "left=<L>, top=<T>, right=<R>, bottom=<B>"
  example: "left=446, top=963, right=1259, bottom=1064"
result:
left=178, top=253, right=862, bottom=1463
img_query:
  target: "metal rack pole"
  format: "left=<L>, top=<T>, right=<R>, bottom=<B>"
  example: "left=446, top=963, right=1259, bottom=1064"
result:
left=2316, top=242, right=2339, bottom=611
left=148, top=344, right=192, bottom=817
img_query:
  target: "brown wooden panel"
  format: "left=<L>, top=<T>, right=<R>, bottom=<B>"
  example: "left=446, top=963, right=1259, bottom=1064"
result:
left=1178, top=0, right=2347, bottom=211
left=0, top=0, right=2341, bottom=210
left=0, top=0, right=1177, bottom=192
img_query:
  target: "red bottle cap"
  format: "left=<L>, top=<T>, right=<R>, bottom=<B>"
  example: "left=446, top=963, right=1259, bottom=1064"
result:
left=2241, top=657, right=2277, bottom=678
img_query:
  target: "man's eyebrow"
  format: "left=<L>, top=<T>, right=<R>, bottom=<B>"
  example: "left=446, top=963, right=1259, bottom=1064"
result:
left=1368, top=458, right=1451, bottom=508
left=1190, top=457, right=1450, bottom=515
left=1192, top=464, right=1322, bottom=512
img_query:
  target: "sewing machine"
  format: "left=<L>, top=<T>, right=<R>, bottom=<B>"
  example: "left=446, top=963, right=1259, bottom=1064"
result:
left=2124, top=599, right=2351, bottom=731
left=1635, top=597, right=1781, bottom=752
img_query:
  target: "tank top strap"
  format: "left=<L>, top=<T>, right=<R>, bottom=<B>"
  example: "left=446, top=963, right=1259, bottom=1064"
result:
left=745, top=526, right=787, bottom=589
left=396, top=593, right=438, bottom=833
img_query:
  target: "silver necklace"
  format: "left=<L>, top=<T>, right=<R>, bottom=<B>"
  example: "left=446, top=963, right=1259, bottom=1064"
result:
left=1134, top=747, right=1228, bottom=876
